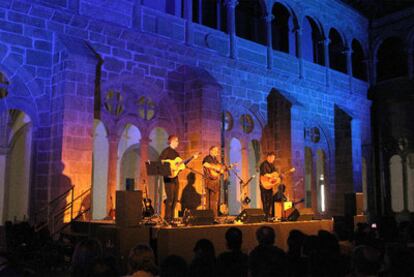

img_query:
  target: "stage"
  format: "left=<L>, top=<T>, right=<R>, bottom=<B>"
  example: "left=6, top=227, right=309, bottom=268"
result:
left=72, top=218, right=333, bottom=264
left=151, top=219, right=333, bottom=263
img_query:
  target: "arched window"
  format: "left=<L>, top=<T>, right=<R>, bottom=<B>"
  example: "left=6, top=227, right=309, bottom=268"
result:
left=329, top=28, right=346, bottom=73
left=377, top=37, right=407, bottom=82
left=236, top=0, right=266, bottom=45
left=302, top=16, right=324, bottom=65
left=193, top=0, right=227, bottom=32
left=271, top=3, right=295, bottom=54
left=352, top=39, right=366, bottom=80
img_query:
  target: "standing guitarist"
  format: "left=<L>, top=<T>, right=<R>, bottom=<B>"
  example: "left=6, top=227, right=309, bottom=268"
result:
left=202, top=146, right=222, bottom=217
left=160, top=135, right=198, bottom=222
left=259, top=152, right=278, bottom=219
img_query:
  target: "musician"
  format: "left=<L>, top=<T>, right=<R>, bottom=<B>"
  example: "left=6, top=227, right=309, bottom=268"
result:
left=159, top=135, right=185, bottom=222
left=259, top=152, right=278, bottom=218
left=202, top=146, right=221, bottom=217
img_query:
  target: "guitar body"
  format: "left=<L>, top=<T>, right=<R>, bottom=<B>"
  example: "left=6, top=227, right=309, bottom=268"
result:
left=163, top=153, right=200, bottom=178
left=143, top=198, right=155, bottom=217
left=205, top=163, right=237, bottom=180
left=206, top=164, right=225, bottom=180
left=142, top=180, right=155, bottom=217
left=260, top=172, right=281, bottom=190
left=162, top=157, right=186, bottom=178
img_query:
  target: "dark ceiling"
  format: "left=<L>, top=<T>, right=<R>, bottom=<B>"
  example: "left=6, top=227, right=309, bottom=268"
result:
left=341, top=0, right=414, bottom=19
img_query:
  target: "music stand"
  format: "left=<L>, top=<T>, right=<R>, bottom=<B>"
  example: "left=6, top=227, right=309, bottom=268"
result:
left=145, top=161, right=171, bottom=177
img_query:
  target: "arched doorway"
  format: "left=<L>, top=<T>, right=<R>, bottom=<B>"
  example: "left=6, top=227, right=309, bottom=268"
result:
left=149, top=127, right=169, bottom=214
left=117, top=124, right=141, bottom=190
left=248, top=140, right=260, bottom=208
left=229, top=138, right=242, bottom=215
left=92, top=120, right=109, bottom=220
left=3, top=110, right=32, bottom=222
left=316, top=149, right=327, bottom=213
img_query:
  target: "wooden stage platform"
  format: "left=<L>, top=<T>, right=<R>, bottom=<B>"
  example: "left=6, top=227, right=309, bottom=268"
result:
left=71, top=218, right=333, bottom=264
left=152, top=219, right=333, bottom=264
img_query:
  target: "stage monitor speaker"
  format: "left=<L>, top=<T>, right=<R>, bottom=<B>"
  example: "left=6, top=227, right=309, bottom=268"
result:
left=183, top=209, right=215, bottom=226
left=116, top=190, right=142, bottom=227
left=236, top=208, right=265, bottom=223
left=286, top=208, right=314, bottom=221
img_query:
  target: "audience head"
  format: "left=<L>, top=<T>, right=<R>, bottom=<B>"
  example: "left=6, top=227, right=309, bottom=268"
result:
left=161, top=255, right=188, bottom=277
left=256, top=226, right=275, bottom=246
left=352, top=245, right=382, bottom=276
left=318, top=229, right=340, bottom=255
left=128, top=244, right=158, bottom=276
left=287, top=229, right=306, bottom=256
left=225, top=227, right=243, bottom=251
left=71, top=239, right=103, bottom=276
left=193, top=239, right=215, bottom=260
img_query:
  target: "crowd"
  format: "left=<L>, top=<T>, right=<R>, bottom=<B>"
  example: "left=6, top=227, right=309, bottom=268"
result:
left=1, top=217, right=414, bottom=276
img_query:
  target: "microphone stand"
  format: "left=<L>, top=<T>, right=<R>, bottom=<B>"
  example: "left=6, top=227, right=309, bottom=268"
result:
left=230, top=168, right=255, bottom=210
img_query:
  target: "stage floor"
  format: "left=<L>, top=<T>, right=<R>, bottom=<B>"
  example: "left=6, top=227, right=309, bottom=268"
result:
left=151, top=219, right=333, bottom=264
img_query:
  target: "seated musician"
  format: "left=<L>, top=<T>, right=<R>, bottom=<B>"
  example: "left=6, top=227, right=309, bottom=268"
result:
left=259, top=152, right=278, bottom=219
left=202, top=146, right=222, bottom=217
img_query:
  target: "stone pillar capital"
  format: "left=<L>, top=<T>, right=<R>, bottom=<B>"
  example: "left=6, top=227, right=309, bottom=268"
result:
left=322, top=38, right=330, bottom=46
left=139, top=137, right=152, bottom=145
left=224, top=0, right=238, bottom=9
left=343, top=48, right=352, bottom=56
left=264, top=14, right=274, bottom=23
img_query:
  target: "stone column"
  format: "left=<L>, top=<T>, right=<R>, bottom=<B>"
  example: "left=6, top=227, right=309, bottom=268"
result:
left=107, top=133, right=119, bottom=216
left=265, top=13, right=274, bottom=70
left=344, top=48, right=353, bottom=91
left=184, top=0, right=193, bottom=45
left=323, top=38, right=330, bottom=87
left=225, top=0, right=238, bottom=59
left=138, top=136, right=151, bottom=192
left=408, top=47, right=413, bottom=80
left=296, top=28, right=303, bottom=78
left=371, top=57, right=377, bottom=85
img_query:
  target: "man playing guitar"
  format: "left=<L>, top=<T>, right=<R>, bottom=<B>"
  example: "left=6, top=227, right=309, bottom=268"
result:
left=259, top=152, right=278, bottom=219
left=160, top=135, right=198, bottom=222
left=202, top=146, right=223, bottom=217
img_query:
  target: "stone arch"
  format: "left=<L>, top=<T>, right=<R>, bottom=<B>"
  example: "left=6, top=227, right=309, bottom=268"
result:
left=92, top=119, right=109, bottom=219
left=271, top=1, right=299, bottom=55
left=352, top=39, right=367, bottom=80
left=301, top=15, right=325, bottom=65
left=235, top=0, right=267, bottom=45
left=328, top=27, right=347, bottom=73
left=0, top=52, right=44, bottom=124
left=1, top=110, right=33, bottom=223
left=101, top=74, right=183, bottom=139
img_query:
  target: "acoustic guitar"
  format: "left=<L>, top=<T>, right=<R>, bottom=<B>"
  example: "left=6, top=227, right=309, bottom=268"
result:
left=142, top=180, right=154, bottom=217
left=260, top=168, right=295, bottom=190
left=205, top=162, right=237, bottom=180
left=162, top=152, right=200, bottom=178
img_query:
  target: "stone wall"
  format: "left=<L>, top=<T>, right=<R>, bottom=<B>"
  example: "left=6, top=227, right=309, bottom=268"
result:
left=0, top=0, right=372, bottom=217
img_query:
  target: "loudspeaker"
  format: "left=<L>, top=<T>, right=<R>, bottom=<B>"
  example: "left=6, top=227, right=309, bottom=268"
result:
left=183, top=209, right=215, bottom=226
left=116, top=190, right=142, bottom=227
left=286, top=208, right=314, bottom=221
left=236, top=208, right=265, bottom=223
left=125, top=178, right=135, bottom=191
